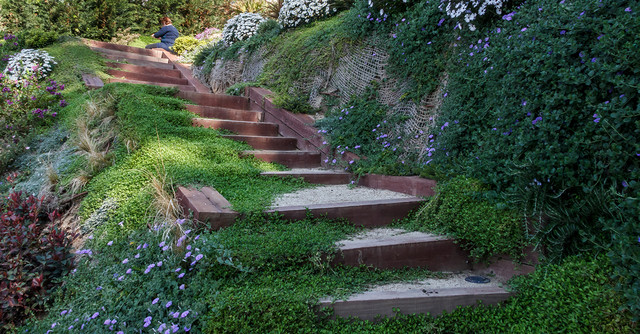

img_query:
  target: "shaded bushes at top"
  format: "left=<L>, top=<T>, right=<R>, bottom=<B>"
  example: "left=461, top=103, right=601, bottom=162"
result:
left=0, top=0, right=235, bottom=41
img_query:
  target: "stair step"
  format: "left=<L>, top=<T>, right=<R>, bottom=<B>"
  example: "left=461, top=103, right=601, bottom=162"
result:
left=318, top=286, right=512, bottom=321
left=108, top=78, right=195, bottom=92
left=193, top=118, right=278, bottom=136
left=83, top=39, right=163, bottom=57
left=186, top=105, right=262, bottom=122
left=261, top=170, right=352, bottom=185
left=223, top=135, right=298, bottom=150
left=178, top=91, right=250, bottom=110
left=244, top=150, right=321, bottom=168
left=106, top=62, right=183, bottom=78
left=333, top=230, right=470, bottom=271
left=102, top=55, right=176, bottom=70
left=264, top=197, right=424, bottom=227
left=175, top=186, right=238, bottom=229
left=90, top=46, right=169, bottom=63
left=107, top=69, right=189, bottom=86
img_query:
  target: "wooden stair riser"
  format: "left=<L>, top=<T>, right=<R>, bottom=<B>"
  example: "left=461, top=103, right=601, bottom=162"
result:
left=106, top=62, right=183, bottom=78
left=334, top=237, right=471, bottom=271
left=108, top=78, right=196, bottom=92
left=90, top=46, right=169, bottom=63
left=318, top=287, right=512, bottom=321
left=101, top=55, right=176, bottom=70
left=260, top=171, right=352, bottom=185
left=193, top=119, right=279, bottom=137
left=107, top=69, right=189, bottom=86
left=83, top=39, right=164, bottom=57
left=178, top=91, right=250, bottom=110
left=186, top=105, right=262, bottom=122
left=265, top=198, right=424, bottom=227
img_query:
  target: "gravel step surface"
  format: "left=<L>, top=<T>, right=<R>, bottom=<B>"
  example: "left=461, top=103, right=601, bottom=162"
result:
left=271, top=185, right=416, bottom=208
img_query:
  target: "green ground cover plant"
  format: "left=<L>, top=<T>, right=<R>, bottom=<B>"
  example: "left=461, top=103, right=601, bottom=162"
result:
left=323, top=255, right=632, bottom=333
left=400, top=176, right=526, bottom=261
left=71, top=84, right=307, bottom=242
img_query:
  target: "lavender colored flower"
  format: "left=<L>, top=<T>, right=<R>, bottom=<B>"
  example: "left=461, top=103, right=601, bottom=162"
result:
left=179, top=284, right=185, bottom=290
left=625, top=7, right=632, bottom=12
left=122, top=258, right=129, bottom=264
left=178, top=273, right=185, bottom=278
left=593, top=114, right=600, bottom=123
left=92, top=312, right=99, bottom=319
left=532, top=116, right=542, bottom=125
left=152, top=298, right=159, bottom=304
left=622, top=181, right=629, bottom=188
left=107, top=241, right=113, bottom=246
left=166, top=301, right=172, bottom=308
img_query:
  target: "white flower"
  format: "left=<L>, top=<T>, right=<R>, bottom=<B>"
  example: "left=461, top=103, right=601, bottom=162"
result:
left=222, top=13, right=267, bottom=46
left=278, top=0, right=332, bottom=28
left=3, top=49, right=57, bottom=81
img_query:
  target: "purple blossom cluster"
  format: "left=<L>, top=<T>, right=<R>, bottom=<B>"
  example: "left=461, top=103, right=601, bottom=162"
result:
left=43, top=225, right=206, bottom=333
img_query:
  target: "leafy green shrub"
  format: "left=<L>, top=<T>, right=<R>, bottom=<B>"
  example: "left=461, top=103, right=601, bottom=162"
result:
left=171, top=36, right=205, bottom=56
left=18, top=29, right=59, bottom=48
left=21, top=224, right=248, bottom=333
left=408, top=176, right=526, bottom=260
left=426, top=0, right=639, bottom=314
left=0, top=191, right=75, bottom=330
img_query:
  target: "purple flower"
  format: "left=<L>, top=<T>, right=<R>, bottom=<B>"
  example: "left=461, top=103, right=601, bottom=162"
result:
left=625, top=7, right=631, bottom=12
left=107, top=241, right=113, bottom=246
left=438, top=18, right=445, bottom=26
left=96, top=286, right=102, bottom=290
left=622, top=181, right=629, bottom=188
left=122, top=258, right=129, bottom=264
left=179, top=284, right=185, bottom=290
left=104, top=319, right=110, bottom=325
left=591, top=57, right=597, bottom=63
left=195, top=254, right=203, bottom=261
left=532, top=116, right=542, bottom=125
left=135, top=253, right=140, bottom=258
left=92, top=312, right=99, bottom=319
left=165, top=301, right=172, bottom=308
left=185, top=251, right=192, bottom=258
left=560, top=30, right=566, bottom=35
left=178, top=273, right=185, bottom=278
left=181, top=310, right=190, bottom=318
left=126, top=268, right=132, bottom=274
left=159, top=242, right=165, bottom=247
left=521, top=27, right=527, bottom=32
left=593, top=114, right=600, bottom=123
left=61, top=310, right=68, bottom=315
left=152, top=298, right=159, bottom=304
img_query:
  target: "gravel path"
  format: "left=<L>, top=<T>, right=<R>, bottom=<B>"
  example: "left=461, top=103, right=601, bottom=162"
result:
left=270, top=185, right=416, bottom=208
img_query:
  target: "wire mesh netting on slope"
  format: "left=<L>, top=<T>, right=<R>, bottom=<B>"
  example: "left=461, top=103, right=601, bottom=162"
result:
left=195, top=38, right=445, bottom=161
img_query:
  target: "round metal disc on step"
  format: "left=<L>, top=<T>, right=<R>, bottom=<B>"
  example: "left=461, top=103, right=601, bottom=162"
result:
left=465, top=275, right=490, bottom=284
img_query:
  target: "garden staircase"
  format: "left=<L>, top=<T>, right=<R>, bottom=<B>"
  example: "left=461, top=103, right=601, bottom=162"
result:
left=82, top=39, right=321, bottom=168
left=83, top=40, right=535, bottom=322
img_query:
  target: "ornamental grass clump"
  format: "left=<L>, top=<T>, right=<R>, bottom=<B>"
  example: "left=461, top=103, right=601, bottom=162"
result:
left=222, top=13, right=268, bottom=46
left=278, top=0, right=334, bottom=28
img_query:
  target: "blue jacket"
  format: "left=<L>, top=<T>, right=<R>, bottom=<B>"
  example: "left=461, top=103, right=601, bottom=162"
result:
left=153, top=25, right=179, bottom=46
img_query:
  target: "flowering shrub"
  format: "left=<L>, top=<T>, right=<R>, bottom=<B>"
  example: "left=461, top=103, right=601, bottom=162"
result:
left=429, top=0, right=639, bottom=316
left=440, top=0, right=509, bottom=31
left=3, top=49, right=56, bottom=81
left=0, top=190, right=75, bottom=330
left=278, top=0, right=334, bottom=28
left=222, top=13, right=267, bottom=46
left=0, top=74, right=65, bottom=134
left=22, top=222, right=249, bottom=332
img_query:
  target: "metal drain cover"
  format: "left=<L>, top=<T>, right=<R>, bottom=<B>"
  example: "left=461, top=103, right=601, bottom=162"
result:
left=465, top=275, right=490, bottom=284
